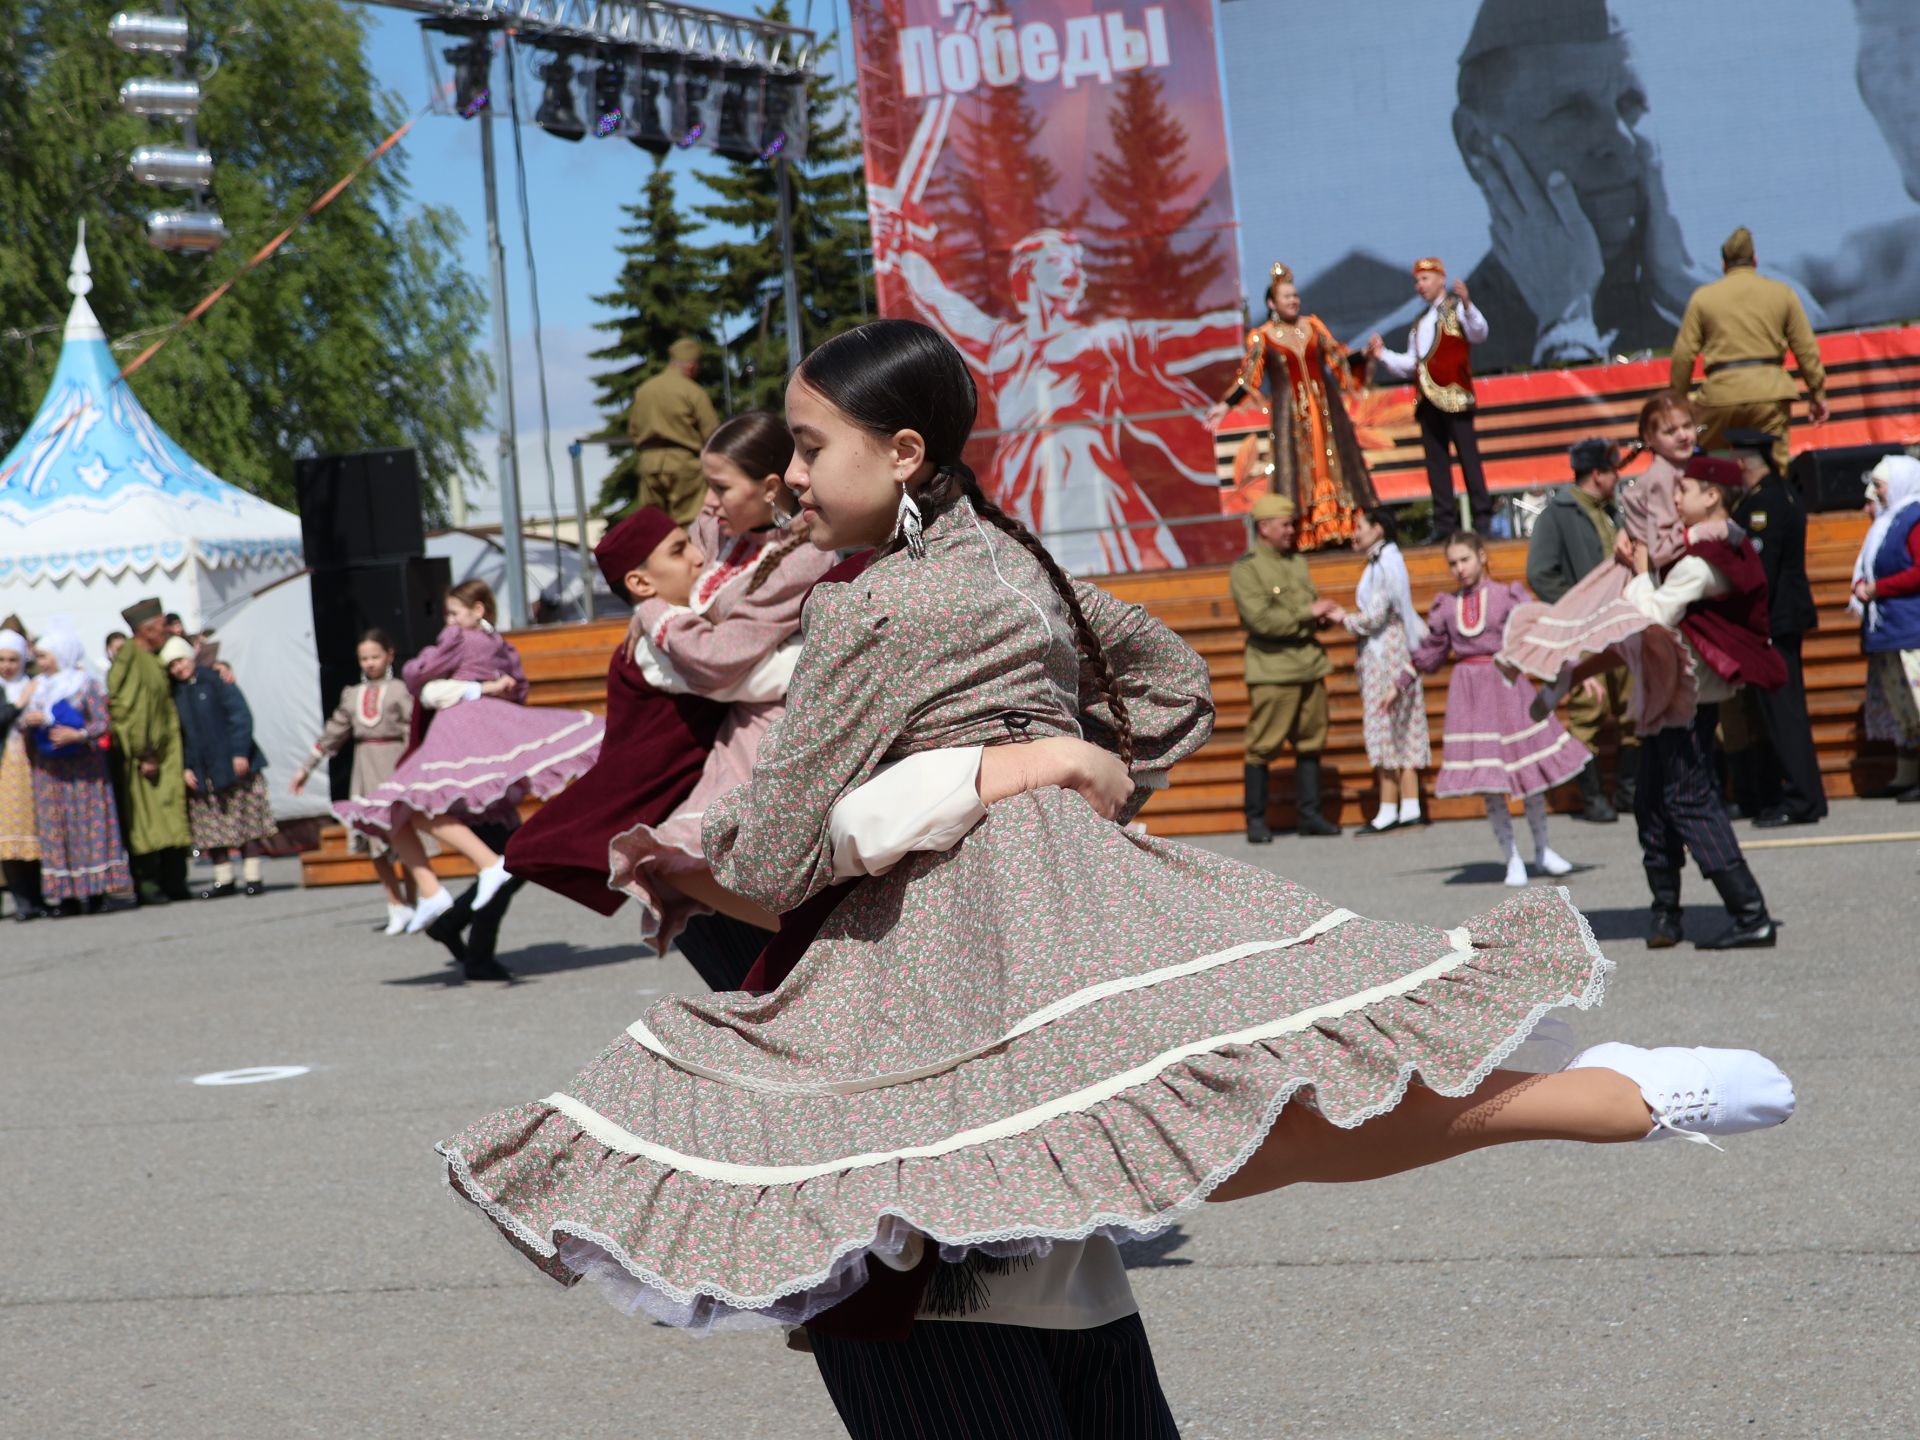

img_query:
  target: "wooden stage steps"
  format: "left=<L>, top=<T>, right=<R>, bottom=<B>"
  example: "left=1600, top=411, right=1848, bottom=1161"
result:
left=302, top=511, right=1890, bottom=884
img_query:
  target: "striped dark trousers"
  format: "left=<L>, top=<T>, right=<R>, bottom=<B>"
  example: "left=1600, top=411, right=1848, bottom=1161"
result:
left=1635, top=704, right=1744, bottom=874
left=808, top=1313, right=1181, bottom=1439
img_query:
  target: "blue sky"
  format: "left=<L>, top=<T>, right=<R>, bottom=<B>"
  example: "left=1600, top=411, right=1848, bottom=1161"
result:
left=359, top=0, right=859, bottom=521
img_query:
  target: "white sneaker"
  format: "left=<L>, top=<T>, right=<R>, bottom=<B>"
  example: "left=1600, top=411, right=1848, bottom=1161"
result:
left=1535, top=846, right=1574, bottom=877
left=472, top=861, right=512, bottom=912
left=405, top=887, right=455, bottom=934
left=384, top=904, right=414, bottom=936
left=1569, top=1042, right=1796, bottom=1149
left=1503, top=851, right=1529, bottom=887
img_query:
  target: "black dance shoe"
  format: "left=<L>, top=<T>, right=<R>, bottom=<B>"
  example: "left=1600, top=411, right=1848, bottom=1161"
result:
left=1752, top=808, right=1817, bottom=829
left=197, top=882, right=237, bottom=901
left=243, top=881, right=266, bottom=897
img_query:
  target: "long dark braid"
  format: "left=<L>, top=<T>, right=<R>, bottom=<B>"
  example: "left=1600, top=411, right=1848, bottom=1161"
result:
left=920, top=464, right=1135, bottom=771
left=742, top=528, right=810, bottom=596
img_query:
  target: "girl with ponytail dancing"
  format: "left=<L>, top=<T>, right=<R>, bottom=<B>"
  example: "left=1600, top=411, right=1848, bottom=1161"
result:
left=439, top=321, right=1795, bottom=1437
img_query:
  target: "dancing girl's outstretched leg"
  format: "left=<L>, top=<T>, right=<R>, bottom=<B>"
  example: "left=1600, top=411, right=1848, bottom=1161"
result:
left=1211, top=1044, right=1794, bottom=1201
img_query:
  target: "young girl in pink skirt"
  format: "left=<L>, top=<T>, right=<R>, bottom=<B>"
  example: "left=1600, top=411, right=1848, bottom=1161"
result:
left=334, top=579, right=602, bottom=934
left=608, top=412, right=835, bottom=948
left=1410, top=532, right=1588, bottom=886
left=1501, top=391, right=1723, bottom=731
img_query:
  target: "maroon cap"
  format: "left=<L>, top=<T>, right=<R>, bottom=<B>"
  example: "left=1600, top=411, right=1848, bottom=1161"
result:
left=595, top=507, right=679, bottom=600
left=1683, top=455, right=1743, bottom=489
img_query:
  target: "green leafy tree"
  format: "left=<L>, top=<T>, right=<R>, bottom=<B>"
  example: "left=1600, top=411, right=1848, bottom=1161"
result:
left=695, top=0, right=871, bottom=411
left=1082, top=71, right=1230, bottom=320
left=0, top=0, right=489, bottom=520
left=586, top=163, right=721, bottom=512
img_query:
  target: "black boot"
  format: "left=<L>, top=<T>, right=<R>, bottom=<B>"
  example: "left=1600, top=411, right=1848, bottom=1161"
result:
left=1294, top=754, right=1342, bottom=837
left=1613, top=745, right=1640, bottom=814
left=1243, top=763, right=1273, bottom=844
left=131, top=854, right=170, bottom=907
left=463, top=876, right=525, bottom=982
left=1574, top=762, right=1618, bottom=824
left=1644, top=866, right=1684, bottom=948
left=1697, top=861, right=1776, bottom=949
left=4, top=860, right=48, bottom=921
left=161, top=848, right=192, bottom=902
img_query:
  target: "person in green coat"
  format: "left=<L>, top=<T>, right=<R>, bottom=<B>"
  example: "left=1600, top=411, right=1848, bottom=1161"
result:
left=1230, top=494, right=1341, bottom=841
left=108, top=598, right=191, bottom=904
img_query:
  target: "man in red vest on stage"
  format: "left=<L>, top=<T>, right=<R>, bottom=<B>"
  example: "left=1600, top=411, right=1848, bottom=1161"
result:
left=1368, top=257, right=1493, bottom=545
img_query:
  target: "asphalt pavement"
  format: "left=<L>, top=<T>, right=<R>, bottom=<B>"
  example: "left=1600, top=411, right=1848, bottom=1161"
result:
left=3, top=800, right=1915, bottom=1439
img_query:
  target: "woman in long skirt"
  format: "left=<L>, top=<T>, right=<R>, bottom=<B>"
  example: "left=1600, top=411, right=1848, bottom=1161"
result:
left=162, top=637, right=276, bottom=898
left=0, top=629, right=48, bottom=920
left=1334, top=506, right=1430, bottom=833
left=1853, top=456, right=1920, bottom=799
left=439, top=321, right=1795, bottom=1434
left=17, top=629, right=128, bottom=912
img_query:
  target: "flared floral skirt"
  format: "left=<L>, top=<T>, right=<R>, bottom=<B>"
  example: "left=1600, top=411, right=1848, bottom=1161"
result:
left=1435, top=660, right=1591, bottom=799
left=439, top=789, right=1611, bottom=1332
left=335, top=699, right=602, bottom=842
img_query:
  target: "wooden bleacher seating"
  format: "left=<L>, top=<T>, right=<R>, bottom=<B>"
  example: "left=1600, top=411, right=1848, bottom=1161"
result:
left=302, top=511, right=1890, bottom=884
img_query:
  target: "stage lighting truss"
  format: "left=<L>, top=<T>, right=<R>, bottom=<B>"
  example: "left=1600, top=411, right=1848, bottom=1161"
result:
left=414, top=1, right=810, bottom=163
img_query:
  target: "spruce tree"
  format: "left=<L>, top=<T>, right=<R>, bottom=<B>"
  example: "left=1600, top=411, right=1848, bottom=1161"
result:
left=1082, top=71, right=1231, bottom=320
left=586, top=163, right=721, bottom=512
left=922, top=86, right=1074, bottom=307
left=695, top=0, right=870, bottom=411
left=0, top=0, right=489, bottom=519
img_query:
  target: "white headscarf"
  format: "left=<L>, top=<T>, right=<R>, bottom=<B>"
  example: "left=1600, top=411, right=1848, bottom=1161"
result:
left=1356, top=540, right=1428, bottom=643
left=0, top=630, right=31, bottom=705
left=1852, top=455, right=1920, bottom=628
left=30, top=627, right=92, bottom=711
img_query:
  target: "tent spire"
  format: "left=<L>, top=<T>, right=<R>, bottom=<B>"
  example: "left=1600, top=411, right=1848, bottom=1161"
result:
left=64, top=221, right=104, bottom=343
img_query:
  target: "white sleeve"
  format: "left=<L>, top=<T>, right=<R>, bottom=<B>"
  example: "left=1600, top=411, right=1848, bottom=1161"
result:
left=707, top=639, right=799, bottom=704
left=1624, top=555, right=1719, bottom=630
left=1372, top=335, right=1415, bottom=380
left=1460, top=300, right=1490, bottom=345
left=633, top=636, right=689, bottom=694
left=829, top=747, right=988, bottom=879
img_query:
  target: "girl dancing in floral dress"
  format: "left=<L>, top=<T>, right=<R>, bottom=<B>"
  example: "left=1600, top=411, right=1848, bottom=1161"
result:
left=439, top=321, right=1795, bottom=1435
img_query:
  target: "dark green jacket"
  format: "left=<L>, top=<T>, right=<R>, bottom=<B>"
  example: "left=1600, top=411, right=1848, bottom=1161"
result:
left=1526, top=486, right=1614, bottom=604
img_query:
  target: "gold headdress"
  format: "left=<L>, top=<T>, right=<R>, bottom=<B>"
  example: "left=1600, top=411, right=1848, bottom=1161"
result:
left=1269, top=262, right=1294, bottom=285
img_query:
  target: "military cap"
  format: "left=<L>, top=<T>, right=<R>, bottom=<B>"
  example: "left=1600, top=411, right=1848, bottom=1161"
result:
left=1250, top=494, right=1296, bottom=521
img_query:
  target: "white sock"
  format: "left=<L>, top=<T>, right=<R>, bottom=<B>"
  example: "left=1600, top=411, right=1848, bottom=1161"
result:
left=384, top=902, right=414, bottom=935
left=1369, top=808, right=1396, bottom=830
left=241, top=856, right=263, bottom=884
left=473, top=860, right=512, bottom=911
left=1397, top=796, right=1422, bottom=824
left=406, top=886, right=454, bottom=933
left=1523, top=794, right=1552, bottom=859
left=213, top=859, right=235, bottom=886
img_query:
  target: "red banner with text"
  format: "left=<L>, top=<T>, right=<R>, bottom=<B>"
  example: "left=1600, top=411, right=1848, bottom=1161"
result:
left=848, top=0, right=1245, bottom=572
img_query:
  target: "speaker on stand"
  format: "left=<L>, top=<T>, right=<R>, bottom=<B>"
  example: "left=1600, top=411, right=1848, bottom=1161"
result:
left=1786, top=444, right=1907, bottom=514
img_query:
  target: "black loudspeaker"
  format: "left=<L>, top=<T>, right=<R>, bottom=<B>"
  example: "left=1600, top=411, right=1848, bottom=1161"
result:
left=1787, top=444, right=1905, bottom=513
left=295, top=448, right=427, bottom=568
left=309, top=556, right=451, bottom=803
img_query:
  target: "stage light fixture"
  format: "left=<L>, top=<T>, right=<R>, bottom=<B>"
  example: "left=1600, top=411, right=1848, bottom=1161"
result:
left=118, top=76, right=201, bottom=118
left=628, top=62, right=672, bottom=158
left=108, top=12, right=190, bottom=54
left=534, top=54, right=585, bottom=142
left=714, top=66, right=758, bottom=161
left=129, top=145, right=214, bottom=188
left=443, top=37, right=492, bottom=118
left=591, top=58, right=626, bottom=137
left=759, top=77, right=802, bottom=161
left=675, top=61, right=713, bottom=148
left=146, top=209, right=230, bottom=252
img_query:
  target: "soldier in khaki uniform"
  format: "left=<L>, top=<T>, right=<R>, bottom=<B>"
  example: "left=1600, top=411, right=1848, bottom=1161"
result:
left=627, top=337, right=720, bottom=524
left=1670, top=227, right=1829, bottom=473
left=1230, top=494, right=1341, bottom=841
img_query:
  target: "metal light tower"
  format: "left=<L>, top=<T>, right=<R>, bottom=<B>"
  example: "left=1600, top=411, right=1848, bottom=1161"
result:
left=113, top=6, right=227, bottom=251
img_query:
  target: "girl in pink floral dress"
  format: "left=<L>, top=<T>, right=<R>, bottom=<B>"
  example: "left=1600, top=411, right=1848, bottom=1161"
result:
left=439, top=321, right=1796, bottom=1434
left=609, top=412, right=835, bottom=949
left=1410, top=534, right=1588, bottom=887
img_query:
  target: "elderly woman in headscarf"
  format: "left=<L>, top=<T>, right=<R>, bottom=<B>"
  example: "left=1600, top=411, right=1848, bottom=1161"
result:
left=1853, top=455, right=1920, bottom=800
left=17, top=628, right=130, bottom=914
left=161, top=635, right=275, bottom=899
left=0, top=627, right=50, bottom=920
left=1330, top=506, right=1431, bottom=833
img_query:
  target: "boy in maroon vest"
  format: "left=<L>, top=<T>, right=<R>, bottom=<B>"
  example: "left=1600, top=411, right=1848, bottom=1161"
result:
left=1624, top=455, right=1786, bottom=949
